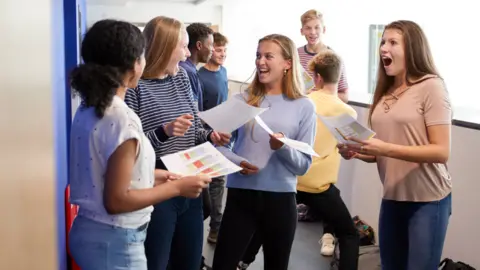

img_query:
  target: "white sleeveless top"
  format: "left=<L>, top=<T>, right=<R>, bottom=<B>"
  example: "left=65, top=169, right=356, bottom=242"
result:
left=70, top=95, right=156, bottom=228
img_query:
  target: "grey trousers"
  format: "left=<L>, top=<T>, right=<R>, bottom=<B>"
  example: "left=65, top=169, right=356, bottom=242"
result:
left=208, top=176, right=225, bottom=232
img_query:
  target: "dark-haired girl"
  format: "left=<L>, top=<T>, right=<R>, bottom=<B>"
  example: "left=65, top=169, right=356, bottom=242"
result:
left=68, top=19, right=211, bottom=269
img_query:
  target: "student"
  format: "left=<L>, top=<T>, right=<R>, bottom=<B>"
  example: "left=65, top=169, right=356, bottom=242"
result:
left=298, top=9, right=349, bottom=104
left=340, top=20, right=452, bottom=269
left=68, top=19, right=211, bottom=270
left=212, top=34, right=317, bottom=270
left=198, top=32, right=230, bottom=244
left=238, top=50, right=359, bottom=270
left=297, top=8, right=349, bottom=254
left=179, top=22, right=214, bottom=111
left=124, top=16, right=230, bottom=270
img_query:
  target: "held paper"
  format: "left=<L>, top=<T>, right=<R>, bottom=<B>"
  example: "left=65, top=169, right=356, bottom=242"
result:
left=161, top=142, right=242, bottom=177
left=317, top=113, right=376, bottom=144
left=199, top=98, right=268, bottom=133
left=254, top=116, right=319, bottom=157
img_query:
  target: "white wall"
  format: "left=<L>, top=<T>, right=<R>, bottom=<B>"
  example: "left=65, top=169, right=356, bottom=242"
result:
left=221, top=0, right=480, bottom=118
left=229, top=79, right=480, bottom=267
left=87, top=1, right=222, bottom=28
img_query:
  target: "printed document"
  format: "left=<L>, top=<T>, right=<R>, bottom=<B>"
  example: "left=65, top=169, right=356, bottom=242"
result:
left=199, top=97, right=268, bottom=133
left=161, top=142, right=242, bottom=177
left=301, top=66, right=315, bottom=93
left=317, top=113, right=376, bottom=144
left=254, top=116, right=319, bottom=157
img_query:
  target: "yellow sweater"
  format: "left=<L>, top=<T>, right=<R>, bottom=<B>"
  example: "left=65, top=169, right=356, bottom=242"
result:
left=297, top=91, right=357, bottom=193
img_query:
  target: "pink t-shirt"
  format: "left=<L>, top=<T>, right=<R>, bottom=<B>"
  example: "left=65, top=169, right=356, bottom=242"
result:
left=371, top=75, right=452, bottom=202
left=297, top=45, right=348, bottom=93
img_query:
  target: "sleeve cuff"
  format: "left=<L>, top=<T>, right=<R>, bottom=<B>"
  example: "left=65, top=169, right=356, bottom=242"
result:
left=154, top=126, right=170, bottom=143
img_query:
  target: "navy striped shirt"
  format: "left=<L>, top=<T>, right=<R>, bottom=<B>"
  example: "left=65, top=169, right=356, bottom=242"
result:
left=125, top=67, right=212, bottom=169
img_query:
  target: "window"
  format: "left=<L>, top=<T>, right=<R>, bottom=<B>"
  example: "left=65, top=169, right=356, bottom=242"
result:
left=368, top=25, right=384, bottom=94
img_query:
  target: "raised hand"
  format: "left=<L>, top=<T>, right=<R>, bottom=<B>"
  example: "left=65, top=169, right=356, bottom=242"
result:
left=163, top=114, right=194, bottom=137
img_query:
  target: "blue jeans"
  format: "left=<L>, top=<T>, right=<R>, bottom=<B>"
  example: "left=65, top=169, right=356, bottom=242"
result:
left=69, top=215, right=148, bottom=270
left=379, top=193, right=452, bottom=270
left=145, top=196, right=204, bottom=270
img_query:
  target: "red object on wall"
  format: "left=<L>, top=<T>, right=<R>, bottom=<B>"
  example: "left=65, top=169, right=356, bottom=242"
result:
left=65, top=185, right=81, bottom=270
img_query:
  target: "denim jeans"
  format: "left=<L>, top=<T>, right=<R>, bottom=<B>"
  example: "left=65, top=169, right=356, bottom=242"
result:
left=69, top=215, right=148, bottom=270
left=209, top=176, right=225, bottom=232
left=145, top=196, right=204, bottom=270
left=379, top=193, right=452, bottom=270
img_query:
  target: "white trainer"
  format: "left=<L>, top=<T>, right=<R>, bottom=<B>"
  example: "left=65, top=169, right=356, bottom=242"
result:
left=319, top=233, right=335, bottom=256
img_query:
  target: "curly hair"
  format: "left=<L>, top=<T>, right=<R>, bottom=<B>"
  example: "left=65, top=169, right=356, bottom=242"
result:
left=186, top=23, right=213, bottom=51
left=70, top=19, right=145, bottom=117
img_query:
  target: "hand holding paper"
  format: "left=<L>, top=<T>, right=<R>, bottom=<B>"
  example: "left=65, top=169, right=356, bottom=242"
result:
left=199, top=97, right=268, bottom=134
left=160, top=142, right=242, bottom=178
left=255, top=116, right=319, bottom=157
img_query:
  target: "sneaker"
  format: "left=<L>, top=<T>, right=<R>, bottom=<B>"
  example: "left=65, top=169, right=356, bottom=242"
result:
left=207, top=230, right=218, bottom=244
left=237, top=261, right=250, bottom=270
left=319, top=233, right=335, bottom=256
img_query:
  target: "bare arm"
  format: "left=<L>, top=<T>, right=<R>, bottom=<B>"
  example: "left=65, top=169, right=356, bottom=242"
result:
left=354, top=153, right=376, bottom=163
left=384, top=124, right=450, bottom=163
left=103, top=139, right=181, bottom=214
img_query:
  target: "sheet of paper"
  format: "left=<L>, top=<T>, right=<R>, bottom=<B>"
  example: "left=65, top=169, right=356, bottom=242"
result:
left=317, top=113, right=376, bottom=144
left=161, top=142, right=242, bottom=177
left=301, top=66, right=315, bottom=93
left=254, top=116, right=319, bottom=157
left=199, top=97, right=268, bottom=133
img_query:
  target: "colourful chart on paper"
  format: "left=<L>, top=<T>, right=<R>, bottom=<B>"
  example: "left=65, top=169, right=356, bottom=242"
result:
left=161, top=142, right=242, bottom=177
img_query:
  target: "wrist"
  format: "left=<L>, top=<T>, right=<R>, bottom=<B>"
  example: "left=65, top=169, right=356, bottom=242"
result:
left=162, top=124, right=171, bottom=137
left=166, top=181, right=181, bottom=197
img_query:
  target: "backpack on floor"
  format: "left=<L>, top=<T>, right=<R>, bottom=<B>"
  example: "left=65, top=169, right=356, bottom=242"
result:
left=352, top=215, right=375, bottom=246
left=297, top=203, right=320, bottom=222
left=439, top=258, right=476, bottom=270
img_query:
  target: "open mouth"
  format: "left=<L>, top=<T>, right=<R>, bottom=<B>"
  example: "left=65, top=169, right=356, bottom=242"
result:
left=258, top=69, right=270, bottom=75
left=382, top=56, right=393, bottom=67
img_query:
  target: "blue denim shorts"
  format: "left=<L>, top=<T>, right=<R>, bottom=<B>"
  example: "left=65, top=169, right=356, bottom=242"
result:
left=69, top=215, right=148, bottom=270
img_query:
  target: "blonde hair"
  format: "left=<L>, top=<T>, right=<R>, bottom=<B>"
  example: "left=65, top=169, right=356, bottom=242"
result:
left=300, top=9, right=324, bottom=27
left=246, top=34, right=305, bottom=107
left=142, top=16, right=184, bottom=79
left=308, top=50, right=342, bottom=84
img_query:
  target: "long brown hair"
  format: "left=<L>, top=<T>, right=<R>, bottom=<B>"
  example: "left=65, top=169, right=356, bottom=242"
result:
left=142, top=16, right=183, bottom=79
left=369, top=20, right=440, bottom=125
left=246, top=34, right=305, bottom=107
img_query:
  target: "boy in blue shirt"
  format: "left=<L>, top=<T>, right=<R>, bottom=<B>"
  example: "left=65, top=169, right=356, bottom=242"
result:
left=198, top=32, right=229, bottom=244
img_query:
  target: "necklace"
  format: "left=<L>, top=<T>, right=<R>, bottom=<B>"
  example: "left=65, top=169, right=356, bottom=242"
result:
left=382, top=86, right=411, bottom=113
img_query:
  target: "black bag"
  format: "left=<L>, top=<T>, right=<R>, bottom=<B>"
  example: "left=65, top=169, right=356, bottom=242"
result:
left=439, top=258, right=476, bottom=270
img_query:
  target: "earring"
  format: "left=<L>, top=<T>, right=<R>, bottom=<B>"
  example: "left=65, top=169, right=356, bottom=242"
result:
left=284, top=69, right=288, bottom=75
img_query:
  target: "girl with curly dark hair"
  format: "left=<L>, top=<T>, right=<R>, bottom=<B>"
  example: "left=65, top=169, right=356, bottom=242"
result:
left=68, top=19, right=211, bottom=269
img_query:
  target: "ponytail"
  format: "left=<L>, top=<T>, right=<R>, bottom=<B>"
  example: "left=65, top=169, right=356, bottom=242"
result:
left=69, top=63, right=123, bottom=117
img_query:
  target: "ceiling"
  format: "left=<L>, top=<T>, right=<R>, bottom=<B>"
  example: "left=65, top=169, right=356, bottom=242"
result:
left=87, top=0, right=222, bottom=6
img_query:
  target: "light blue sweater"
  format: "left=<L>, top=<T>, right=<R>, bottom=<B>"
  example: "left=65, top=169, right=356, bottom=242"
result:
left=218, top=93, right=317, bottom=192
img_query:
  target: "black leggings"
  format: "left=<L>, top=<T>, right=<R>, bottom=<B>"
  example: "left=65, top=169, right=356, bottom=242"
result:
left=212, top=188, right=297, bottom=270
left=241, top=185, right=359, bottom=270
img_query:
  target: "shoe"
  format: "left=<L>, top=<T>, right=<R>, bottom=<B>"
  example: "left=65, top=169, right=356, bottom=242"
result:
left=237, top=261, right=250, bottom=270
left=207, top=231, right=218, bottom=244
left=319, top=233, right=335, bottom=256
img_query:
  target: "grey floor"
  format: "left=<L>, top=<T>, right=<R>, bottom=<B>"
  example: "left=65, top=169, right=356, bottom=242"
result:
left=202, top=189, right=332, bottom=270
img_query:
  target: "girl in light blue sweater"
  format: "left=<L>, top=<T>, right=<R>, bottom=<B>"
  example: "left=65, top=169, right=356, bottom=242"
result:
left=212, top=34, right=317, bottom=270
